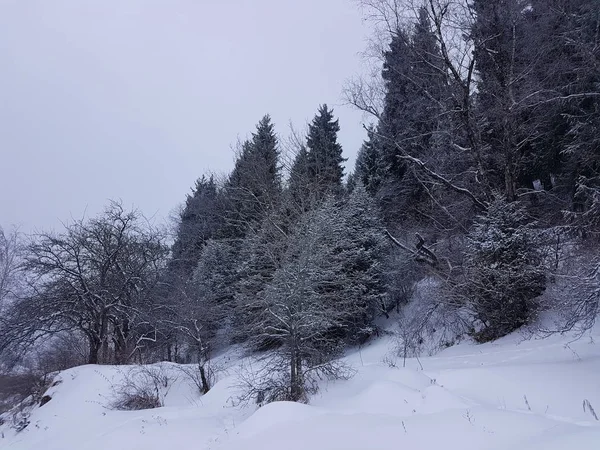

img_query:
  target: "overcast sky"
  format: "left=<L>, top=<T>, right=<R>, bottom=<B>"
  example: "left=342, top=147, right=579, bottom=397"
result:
left=0, top=0, right=372, bottom=232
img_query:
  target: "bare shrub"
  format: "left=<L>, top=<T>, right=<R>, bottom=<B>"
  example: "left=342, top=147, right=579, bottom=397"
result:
left=236, top=355, right=355, bottom=406
left=109, top=365, right=175, bottom=411
left=537, top=245, right=599, bottom=337
left=176, top=360, right=224, bottom=396
left=382, top=248, right=421, bottom=316
left=395, top=278, right=469, bottom=364
left=0, top=371, right=55, bottom=432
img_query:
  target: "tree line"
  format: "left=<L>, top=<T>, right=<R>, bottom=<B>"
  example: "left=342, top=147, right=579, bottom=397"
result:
left=1, top=0, right=599, bottom=404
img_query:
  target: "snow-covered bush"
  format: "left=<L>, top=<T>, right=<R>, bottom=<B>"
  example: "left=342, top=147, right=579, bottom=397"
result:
left=460, top=197, right=546, bottom=342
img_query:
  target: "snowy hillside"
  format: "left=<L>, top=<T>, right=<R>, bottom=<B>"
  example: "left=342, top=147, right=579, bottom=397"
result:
left=1, top=326, right=599, bottom=450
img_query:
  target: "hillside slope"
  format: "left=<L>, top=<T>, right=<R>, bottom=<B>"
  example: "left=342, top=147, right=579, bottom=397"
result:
left=1, top=326, right=599, bottom=450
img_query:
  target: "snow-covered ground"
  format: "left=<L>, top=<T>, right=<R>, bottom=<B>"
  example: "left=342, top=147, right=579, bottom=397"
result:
left=1, top=325, right=599, bottom=450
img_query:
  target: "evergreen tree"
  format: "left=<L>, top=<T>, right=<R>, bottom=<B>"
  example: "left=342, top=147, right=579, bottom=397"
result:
left=335, top=185, right=389, bottom=341
left=171, top=175, right=221, bottom=275
left=164, top=175, right=222, bottom=361
left=287, top=144, right=312, bottom=213
left=242, top=206, right=350, bottom=403
left=529, top=0, right=600, bottom=209
left=232, top=213, right=288, bottom=346
left=374, top=11, right=453, bottom=224
left=190, top=239, right=238, bottom=333
left=242, top=190, right=387, bottom=402
left=305, top=105, right=346, bottom=201
left=461, top=197, right=546, bottom=342
left=174, top=239, right=238, bottom=391
left=471, top=0, right=536, bottom=201
left=222, top=115, right=282, bottom=238
left=354, top=126, right=386, bottom=196
left=379, top=28, right=413, bottom=182
left=408, top=6, right=448, bottom=158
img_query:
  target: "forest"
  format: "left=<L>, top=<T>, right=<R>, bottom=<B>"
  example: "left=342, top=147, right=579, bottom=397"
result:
left=1, top=0, right=599, bottom=406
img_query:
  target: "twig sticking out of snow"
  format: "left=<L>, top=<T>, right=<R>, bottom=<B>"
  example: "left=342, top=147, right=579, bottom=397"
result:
left=583, top=399, right=599, bottom=420
left=523, top=395, right=532, bottom=411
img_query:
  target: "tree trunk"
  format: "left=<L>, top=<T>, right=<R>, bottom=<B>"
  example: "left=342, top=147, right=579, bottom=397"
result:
left=88, top=339, right=100, bottom=364
left=198, top=342, right=210, bottom=394
left=199, top=363, right=210, bottom=394
left=290, top=346, right=297, bottom=401
left=290, top=345, right=303, bottom=402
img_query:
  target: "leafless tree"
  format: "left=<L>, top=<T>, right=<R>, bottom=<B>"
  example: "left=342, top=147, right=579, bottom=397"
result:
left=0, top=226, right=23, bottom=314
left=1, top=202, right=168, bottom=365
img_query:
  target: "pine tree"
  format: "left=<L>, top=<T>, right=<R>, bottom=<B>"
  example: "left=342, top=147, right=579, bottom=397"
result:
left=174, top=239, right=238, bottom=391
left=250, top=115, right=282, bottom=204
left=305, top=105, right=346, bottom=201
left=243, top=194, right=386, bottom=403
left=532, top=0, right=600, bottom=210
left=190, top=239, right=238, bottom=331
left=408, top=7, right=448, bottom=159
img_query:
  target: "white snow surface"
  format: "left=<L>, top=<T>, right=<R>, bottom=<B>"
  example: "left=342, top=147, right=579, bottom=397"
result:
left=1, top=325, right=599, bottom=450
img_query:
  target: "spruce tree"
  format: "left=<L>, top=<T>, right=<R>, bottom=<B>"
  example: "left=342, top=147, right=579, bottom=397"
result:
left=354, top=126, right=385, bottom=196
left=471, top=0, right=533, bottom=201
left=335, top=184, right=389, bottom=341
left=171, top=175, right=221, bottom=275
left=222, top=115, right=282, bottom=238
left=408, top=7, right=448, bottom=159
left=528, top=0, right=600, bottom=209
left=305, top=105, right=346, bottom=201
left=232, top=213, right=288, bottom=346
left=462, top=197, right=546, bottom=342
left=374, top=12, right=452, bottom=223
left=287, top=144, right=312, bottom=213
left=379, top=28, right=413, bottom=182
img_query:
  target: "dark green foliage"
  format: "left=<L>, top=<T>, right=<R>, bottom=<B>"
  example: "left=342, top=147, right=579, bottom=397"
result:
left=334, top=185, right=390, bottom=341
left=305, top=105, right=346, bottom=201
left=287, top=144, right=312, bottom=213
left=354, top=127, right=385, bottom=196
left=379, top=28, right=413, bottom=182
left=471, top=0, right=536, bottom=201
left=232, top=214, right=288, bottom=347
left=463, top=197, right=546, bottom=342
left=222, top=115, right=282, bottom=238
left=171, top=175, right=222, bottom=275
left=374, top=10, right=455, bottom=224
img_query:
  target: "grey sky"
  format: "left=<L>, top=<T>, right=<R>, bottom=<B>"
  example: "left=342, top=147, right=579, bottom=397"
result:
left=0, top=0, right=371, bottom=232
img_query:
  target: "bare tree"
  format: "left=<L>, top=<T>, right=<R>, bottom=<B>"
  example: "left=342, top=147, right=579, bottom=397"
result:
left=1, top=202, right=168, bottom=364
left=0, top=226, right=23, bottom=314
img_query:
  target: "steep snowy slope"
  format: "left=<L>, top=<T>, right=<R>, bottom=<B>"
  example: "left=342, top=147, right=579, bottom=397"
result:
left=1, top=326, right=599, bottom=450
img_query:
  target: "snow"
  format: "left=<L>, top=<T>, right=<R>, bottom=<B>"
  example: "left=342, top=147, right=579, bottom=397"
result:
left=1, top=325, right=599, bottom=450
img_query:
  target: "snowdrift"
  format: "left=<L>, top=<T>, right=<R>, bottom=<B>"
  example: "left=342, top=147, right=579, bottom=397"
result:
left=1, top=325, right=599, bottom=450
